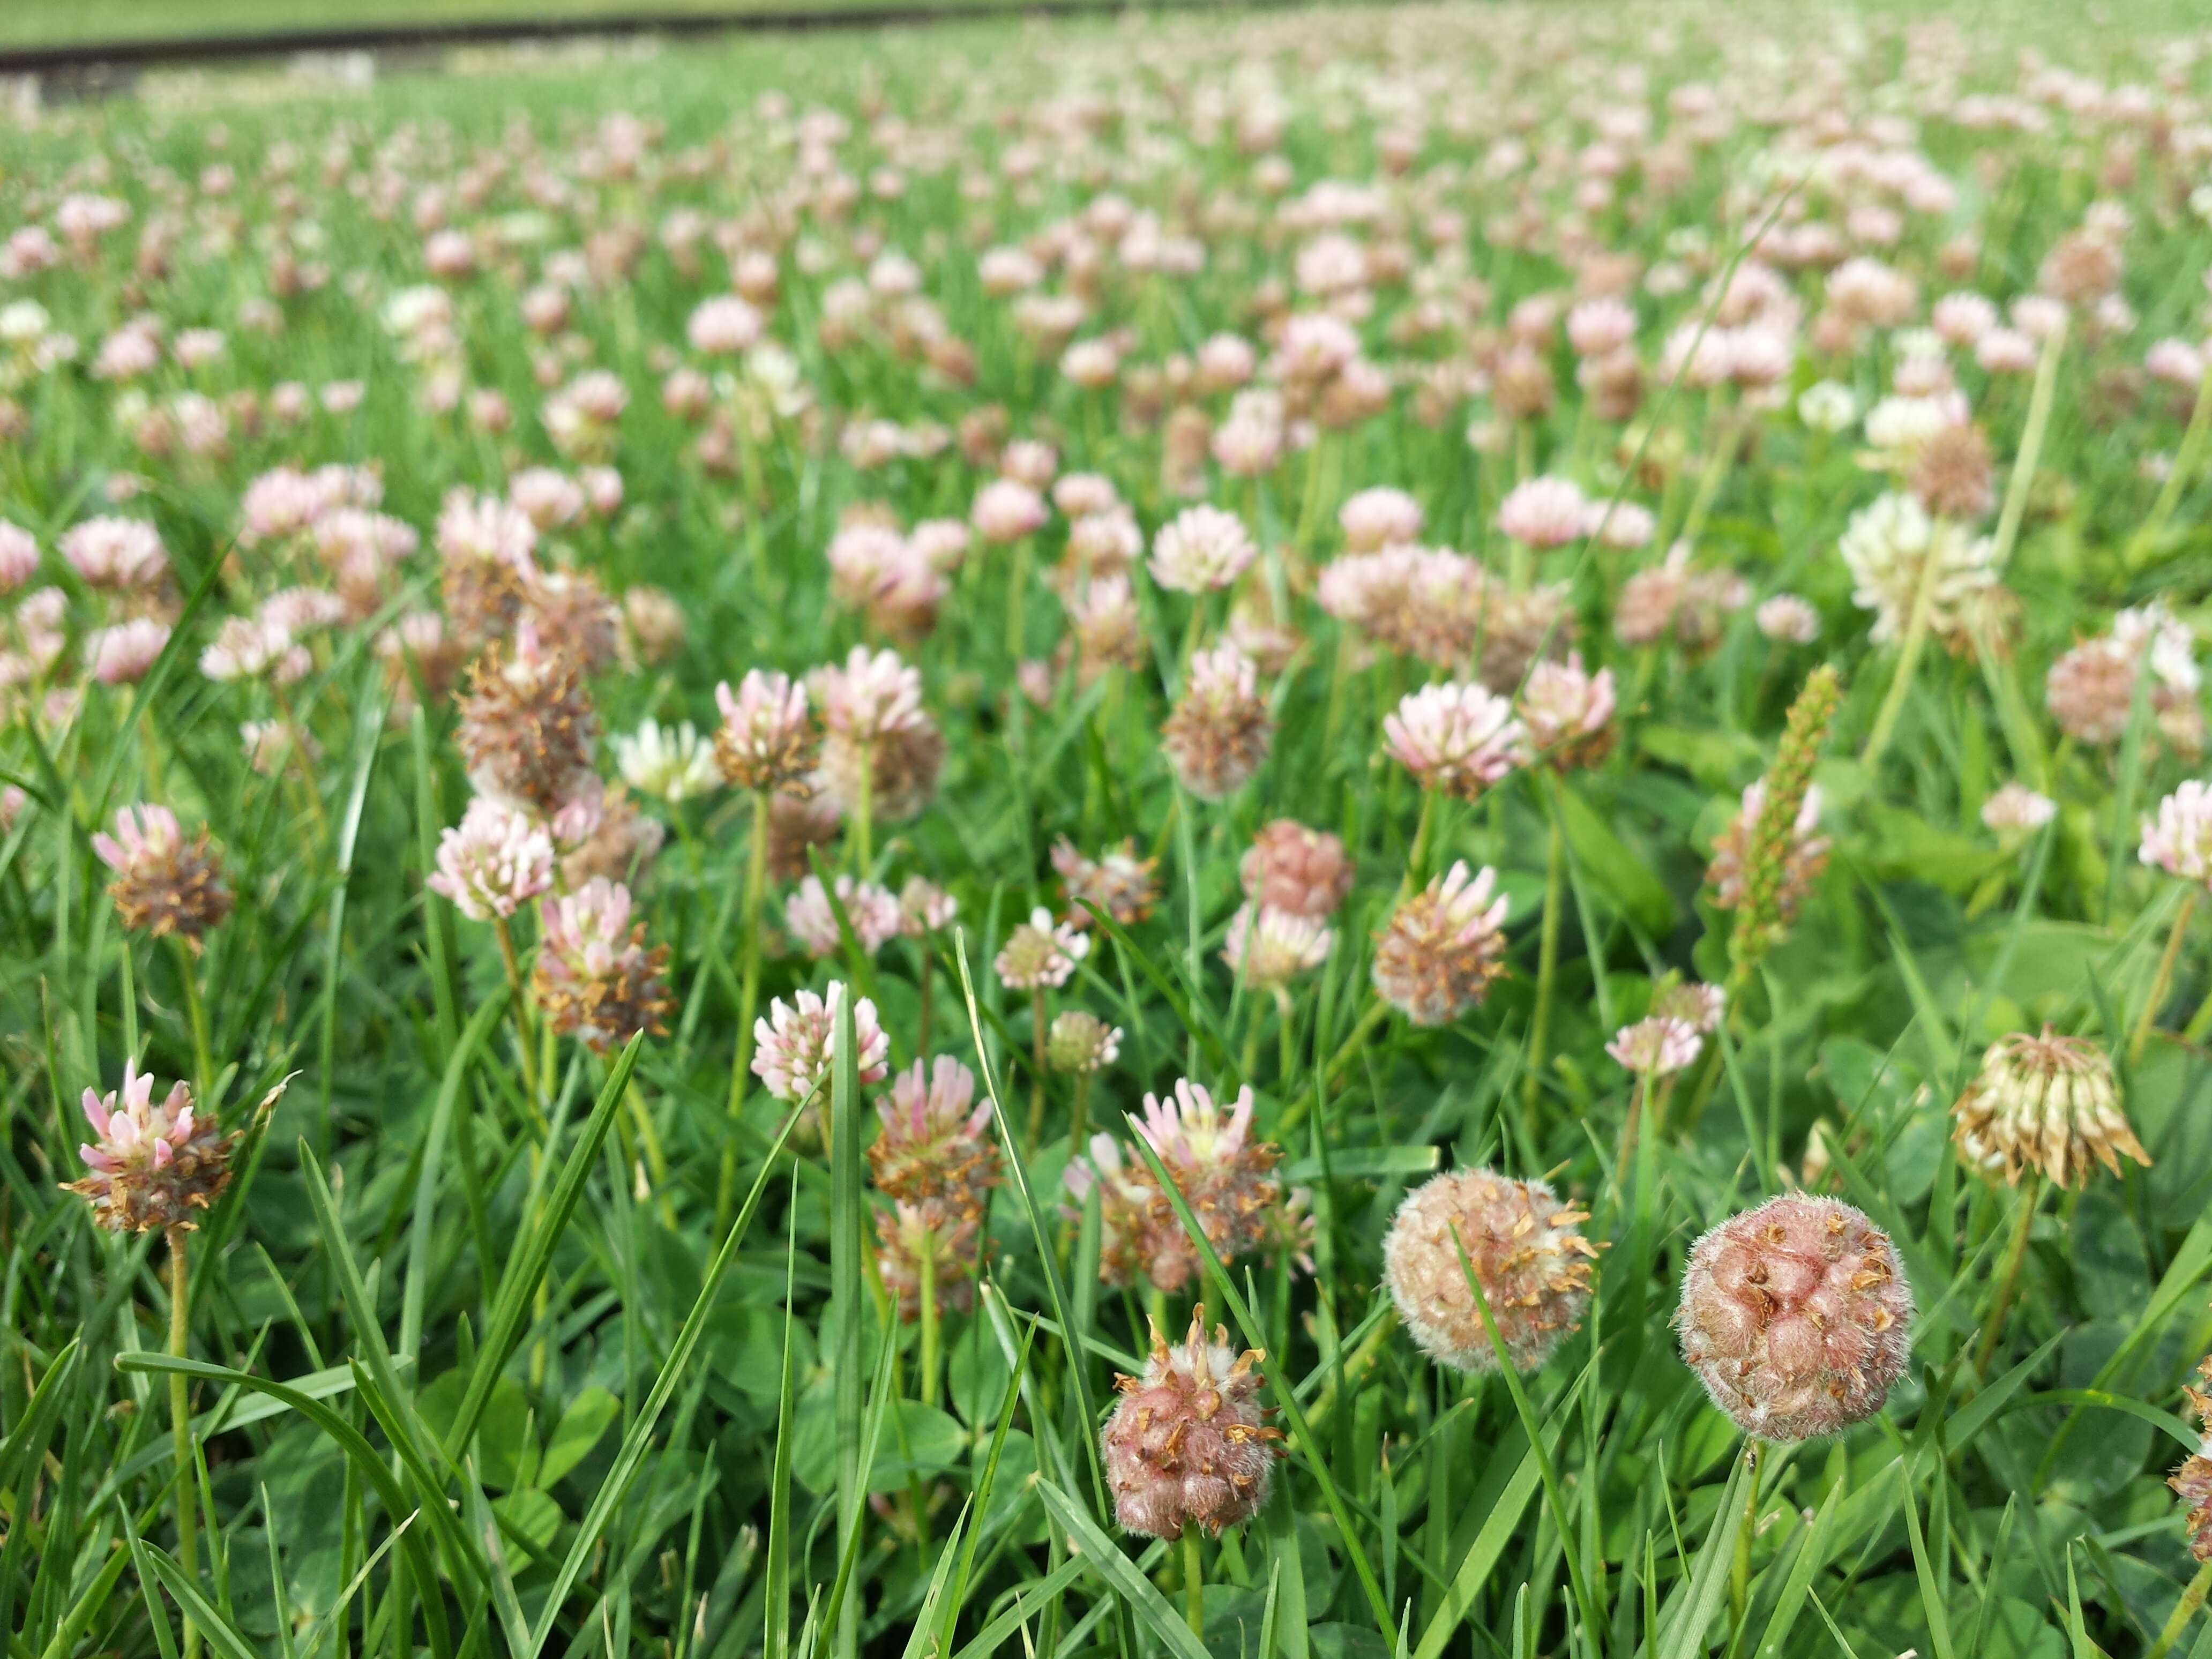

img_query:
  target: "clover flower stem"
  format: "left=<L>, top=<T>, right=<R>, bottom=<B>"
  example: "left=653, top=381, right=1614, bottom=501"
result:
left=1275, top=987, right=1296, bottom=1087
left=1676, top=403, right=1738, bottom=554
left=1728, top=1442, right=1759, bottom=1636
left=1067, top=1072, right=1091, bottom=1155
left=1177, top=603, right=1206, bottom=681
left=1006, top=536, right=1031, bottom=663
left=2131, top=355, right=2209, bottom=570
left=1403, top=789, right=1439, bottom=895
left=1614, top=1069, right=1655, bottom=1199
left=493, top=914, right=542, bottom=1109
left=2146, top=1558, right=2212, bottom=1659
left=914, top=939, right=935, bottom=1061
left=1239, top=1002, right=1263, bottom=1085
left=2133, top=887, right=2199, bottom=1065
left=131, top=685, right=166, bottom=798
left=717, top=790, right=772, bottom=1233
left=1026, top=989, right=1048, bottom=1154
left=1523, top=796, right=1567, bottom=1120
left=853, top=745, right=875, bottom=876
left=1295, top=430, right=1331, bottom=551
left=1973, top=1174, right=2042, bottom=1378
left=1991, top=319, right=2065, bottom=574
left=268, top=678, right=331, bottom=848
left=1183, top=1529, right=1204, bottom=1636
left=1513, top=419, right=1535, bottom=492
left=1859, top=518, right=1947, bottom=771
left=1321, top=630, right=1355, bottom=755
left=165, top=1225, right=200, bottom=1659
left=169, top=938, right=214, bottom=1109
left=917, top=1244, right=940, bottom=1411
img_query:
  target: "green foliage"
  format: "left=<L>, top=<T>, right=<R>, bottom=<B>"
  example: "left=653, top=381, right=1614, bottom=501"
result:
left=2, top=4, right=2211, bottom=1658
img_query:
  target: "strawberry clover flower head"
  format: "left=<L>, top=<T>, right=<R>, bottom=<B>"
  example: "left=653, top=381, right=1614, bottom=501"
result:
left=751, top=982, right=889, bottom=1104
left=64, top=1060, right=235, bottom=1232
left=428, top=796, right=555, bottom=922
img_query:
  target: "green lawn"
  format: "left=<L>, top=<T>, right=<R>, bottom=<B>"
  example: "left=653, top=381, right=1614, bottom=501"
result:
left=0, top=0, right=1052, bottom=51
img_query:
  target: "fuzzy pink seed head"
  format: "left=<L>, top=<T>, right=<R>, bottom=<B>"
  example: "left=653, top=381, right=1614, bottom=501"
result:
left=1676, top=1194, right=1915, bottom=1443
left=1101, top=1309, right=1284, bottom=1540
left=1384, top=1169, right=1598, bottom=1374
left=1239, top=819, right=1353, bottom=918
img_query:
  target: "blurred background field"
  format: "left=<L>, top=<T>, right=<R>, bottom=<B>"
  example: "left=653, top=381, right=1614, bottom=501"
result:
left=0, top=0, right=1080, bottom=52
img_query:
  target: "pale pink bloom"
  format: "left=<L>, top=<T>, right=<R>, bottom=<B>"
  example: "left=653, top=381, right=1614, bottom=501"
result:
left=509, top=467, right=586, bottom=531
left=1212, top=411, right=1283, bottom=477
left=424, top=228, right=475, bottom=278
left=427, top=796, right=555, bottom=922
left=91, top=619, right=171, bottom=684
left=1273, top=312, right=1359, bottom=383
left=174, top=328, right=225, bottom=370
left=581, top=467, right=623, bottom=515
left=909, top=518, right=971, bottom=571
left=0, top=521, right=36, bottom=591
left=1053, top=474, right=1119, bottom=519
left=91, top=326, right=160, bottom=382
left=812, top=646, right=925, bottom=743
left=687, top=294, right=765, bottom=355
left=2011, top=294, right=2067, bottom=342
left=1061, top=338, right=1120, bottom=389
left=977, top=245, right=1042, bottom=296
left=1975, top=328, right=2038, bottom=374
left=1149, top=505, right=1256, bottom=593
left=751, top=982, right=888, bottom=1102
left=199, top=615, right=297, bottom=683
left=260, top=587, right=346, bottom=636
left=61, top=518, right=166, bottom=589
left=1134, top=1078, right=1256, bottom=1174
left=1566, top=296, right=1637, bottom=357
left=1384, top=682, right=1528, bottom=796
left=1983, top=782, right=2056, bottom=835
left=786, top=874, right=904, bottom=959
left=995, top=905, right=1090, bottom=990
left=1520, top=654, right=1615, bottom=762
left=92, top=803, right=185, bottom=879
left=238, top=468, right=331, bottom=547
left=437, top=490, right=538, bottom=573
left=77, top=1058, right=197, bottom=1176
left=2146, top=339, right=2205, bottom=389
left=2142, top=781, right=2212, bottom=885
left=1338, top=487, right=1423, bottom=552
left=1585, top=500, right=1655, bottom=549
left=1932, top=292, right=1999, bottom=347
left=714, top=669, right=815, bottom=793
left=1497, top=477, right=1589, bottom=549
left=1371, top=861, right=1511, bottom=1025
left=1195, top=332, right=1257, bottom=391
left=970, top=478, right=1048, bottom=544
left=1221, top=902, right=1332, bottom=989
left=1606, top=1016, right=1702, bottom=1075
left=1756, top=595, right=1820, bottom=644
left=69, top=1062, right=235, bottom=1234
left=897, top=876, right=957, bottom=934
